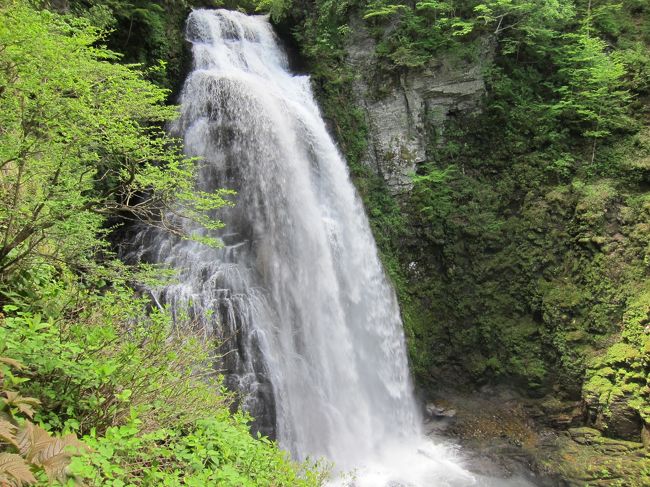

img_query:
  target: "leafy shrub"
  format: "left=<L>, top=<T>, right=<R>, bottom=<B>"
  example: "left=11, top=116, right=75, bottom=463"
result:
left=0, top=1, right=232, bottom=281
left=0, top=261, right=326, bottom=486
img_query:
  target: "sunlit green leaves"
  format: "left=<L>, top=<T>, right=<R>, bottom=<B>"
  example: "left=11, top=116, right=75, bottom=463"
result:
left=473, top=0, right=574, bottom=37
left=363, top=3, right=408, bottom=19
left=552, top=31, right=632, bottom=139
left=0, top=2, right=233, bottom=279
left=254, top=0, right=293, bottom=22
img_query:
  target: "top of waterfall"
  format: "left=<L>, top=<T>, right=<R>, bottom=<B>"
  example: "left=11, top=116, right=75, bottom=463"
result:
left=184, top=9, right=290, bottom=80
left=186, top=9, right=270, bottom=45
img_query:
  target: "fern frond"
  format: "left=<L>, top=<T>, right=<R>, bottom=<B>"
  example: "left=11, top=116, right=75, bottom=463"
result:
left=0, top=453, right=37, bottom=486
left=16, top=423, right=87, bottom=483
left=3, top=392, right=40, bottom=418
left=33, top=433, right=87, bottom=464
left=16, top=422, right=51, bottom=463
left=39, top=437, right=87, bottom=483
left=0, top=419, right=18, bottom=448
left=0, top=357, right=24, bottom=370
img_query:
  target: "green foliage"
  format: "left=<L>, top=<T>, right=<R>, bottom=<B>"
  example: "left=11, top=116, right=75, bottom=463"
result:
left=254, top=0, right=292, bottom=22
left=66, top=0, right=194, bottom=90
left=0, top=259, right=325, bottom=485
left=473, top=0, right=574, bottom=44
left=0, top=277, right=224, bottom=434
left=361, top=0, right=575, bottom=68
left=70, top=411, right=325, bottom=486
left=399, top=98, right=648, bottom=393
left=0, top=2, right=233, bottom=281
left=364, top=0, right=476, bottom=68
left=552, top=31, right=632, bottom=141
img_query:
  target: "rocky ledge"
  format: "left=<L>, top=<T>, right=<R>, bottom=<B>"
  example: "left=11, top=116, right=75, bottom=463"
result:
left=424, top=387, right=650, bottom=486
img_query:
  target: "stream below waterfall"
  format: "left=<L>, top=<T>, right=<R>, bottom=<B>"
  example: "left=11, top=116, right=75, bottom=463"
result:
left=129, top=8, right=540, bottom=486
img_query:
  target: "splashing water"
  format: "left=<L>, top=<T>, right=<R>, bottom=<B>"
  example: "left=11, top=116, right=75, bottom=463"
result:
left=129, top=9, right=534, bottom=486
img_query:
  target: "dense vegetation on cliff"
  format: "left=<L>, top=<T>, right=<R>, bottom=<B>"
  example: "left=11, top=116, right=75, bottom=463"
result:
left=0, top=1, right=323, bottom=485
left=269, top=0, right=649, bottom=482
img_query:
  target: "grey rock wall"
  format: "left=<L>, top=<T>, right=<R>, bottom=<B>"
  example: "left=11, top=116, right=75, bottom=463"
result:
left=345, top=18, right=492, bottom=195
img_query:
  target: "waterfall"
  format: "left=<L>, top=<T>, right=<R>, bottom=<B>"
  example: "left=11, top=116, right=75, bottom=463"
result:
left=128, top=8, right=523, bottom=486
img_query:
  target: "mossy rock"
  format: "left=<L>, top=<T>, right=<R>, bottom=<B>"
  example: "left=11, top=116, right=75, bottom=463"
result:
left=536, top=430, right=649, bottom=487
left=584, top=366, right=646, bottom=441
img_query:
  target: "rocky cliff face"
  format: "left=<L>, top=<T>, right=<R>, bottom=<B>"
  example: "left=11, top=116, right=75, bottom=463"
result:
left=345, top=18, right=491, bottom=194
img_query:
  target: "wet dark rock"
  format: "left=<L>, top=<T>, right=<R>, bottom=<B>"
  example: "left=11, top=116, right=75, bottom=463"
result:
left=568, top=427, right=602, bottom=445
left=604, top=395, right=644, bottom=442
left=425, top=402, right=457, bottom=419
left=535, top=397, right=583, bottom=429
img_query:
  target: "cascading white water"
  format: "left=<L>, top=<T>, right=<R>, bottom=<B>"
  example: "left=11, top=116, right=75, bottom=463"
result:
left=129, top=9, right=534, bottom=487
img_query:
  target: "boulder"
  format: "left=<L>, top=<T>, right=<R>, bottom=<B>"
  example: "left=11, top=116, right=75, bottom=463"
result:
left=425, top=401, right=457, bottom=419
left=605, top=395, right=643, bottom=442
